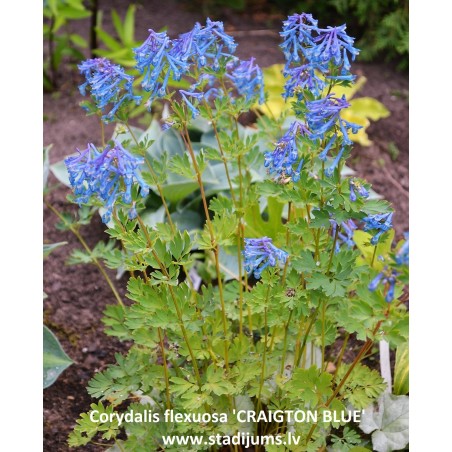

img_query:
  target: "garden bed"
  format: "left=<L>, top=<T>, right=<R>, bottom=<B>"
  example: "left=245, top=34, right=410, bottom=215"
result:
left=43, top=2, right=408, bottom=450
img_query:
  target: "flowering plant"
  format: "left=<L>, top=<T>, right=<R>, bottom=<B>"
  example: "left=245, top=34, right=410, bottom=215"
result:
left=47, top=12, right=409, bottom=451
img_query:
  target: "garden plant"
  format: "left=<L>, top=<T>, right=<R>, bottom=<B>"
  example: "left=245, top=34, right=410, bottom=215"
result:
left=45, top=12, right=409, bottom=451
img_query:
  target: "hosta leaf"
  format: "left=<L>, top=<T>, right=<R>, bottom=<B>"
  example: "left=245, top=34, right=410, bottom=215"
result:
left=43, top=145, right=51, bottom=188
left=50, top=160, right=71, bottom=187
left=349, top=97, right=390, bottom=122
left=43, top=326, right=73, bottom=388
left=354, top=229, right=395, bottom=271
left=359, top=393, right=409, bottom=452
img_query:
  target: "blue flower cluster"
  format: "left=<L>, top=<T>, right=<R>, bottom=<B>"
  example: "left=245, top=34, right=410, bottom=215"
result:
left=368, top=267, right=398, bottom=302
left=280, top=13, right=359, bottom=97
left=227, top=57, right=265, bottom=104
left=349, top=178, right=370, bottom=202
left=134, top=19, right=237, bottom=104
left=330, top=219, right=357, bottom=252
left=362, top=213, right=394, bottom=245
left=306, top=95, right=359, bottom=144
left=65, top=141, right=149, bottom=223
left=264, top=121, right=310, bottom=183
left=395, top=232, right=409, bottom=265
left=78, top=58, right=141, bottom=123
left=243, top=237, right=288, bottom=279
left=278, top=13, right=362, bottom=181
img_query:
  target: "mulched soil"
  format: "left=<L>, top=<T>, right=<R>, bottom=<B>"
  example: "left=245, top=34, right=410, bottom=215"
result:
left=43, top=1, right=408, bottom=450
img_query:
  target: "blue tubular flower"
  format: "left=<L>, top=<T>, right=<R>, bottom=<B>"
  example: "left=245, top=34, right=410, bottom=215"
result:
left=170, top=19, right=236, bottom=70
left=280, top=13, right=318, bottom=65
left=368, top=271, right=385, bottom=291
left=312, top=25, right=359, bottom=69
left=134, top=30, right=188, bottom=102
left=205, top=18, right=237, bottom=54
left=227, top=57, right=265, bottom=104
left=395, top=232, right=409, bottom=265
left=318, top=133, right=337, bottom=161
left=65, top=140, right=149, bottom=223
left=362, top=212, right=394, bottom=245
left=243, top=237, right=288, bottom=279
left=368, top=268, right=398, bottom=302
left=78, top=58, right=141, bottom=123
left=283, top=63, right=326, bottom=98
left=264, top=121, right=310, bottom=182
left=179, top=90, right=204, bottom=118
left=349, top=178, right=370, bottom=201
left=306, top=94, right=361, bottom=144
left=324, top=146, right=345, bottom=178
left=331, top=219, right=357, bottom=252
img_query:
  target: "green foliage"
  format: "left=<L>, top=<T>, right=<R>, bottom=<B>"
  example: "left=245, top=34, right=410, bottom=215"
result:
left=43, top=325, right=73, bottom=388
left=94, top=5, right=140, bottom=68
left=393, top=342, right=409, bottom=395
left=44, top=15, right=410, bottom=450
left=335, top=363, right=387, bottom=409
left=43, top=0, right=91, bottom=89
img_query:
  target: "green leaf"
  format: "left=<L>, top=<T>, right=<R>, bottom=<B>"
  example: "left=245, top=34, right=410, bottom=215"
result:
left=359, top=393, right=409, bottom=452
left=123, top=5, right=136, bottom=45
left=43, top=241, right=67, bottom=258
left=393, top=342, right=409, bottom=395
left=69, top=33, right=88, bottom=48
left=335, top=363, right=386, bottom=409
left=95, top=28, right=122, bottom=51
left=310, top=208, right=332, bottom=229
left=111, top=9, right=125, bottom=42
left=43, top=326, right=73, bottom=388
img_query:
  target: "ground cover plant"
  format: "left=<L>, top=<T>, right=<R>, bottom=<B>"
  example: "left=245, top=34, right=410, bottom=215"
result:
left=45, top=12, right=409, bottom=451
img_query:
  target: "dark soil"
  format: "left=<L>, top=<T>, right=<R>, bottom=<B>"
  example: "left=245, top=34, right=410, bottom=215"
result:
left=43, top=1, right=408, bottom=450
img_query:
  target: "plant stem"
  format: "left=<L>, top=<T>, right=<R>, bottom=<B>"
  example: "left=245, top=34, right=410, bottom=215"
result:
left=124, top=122, right=176, bottom=232
left=371, top=245, right=378, bottom=268
left=46, top=202, right=125, bottom=309
left=304, top=321, right=383, bottom=444
left=327, top=226, right=339, bottom=274
left=89, top=0, right=98, bottom=58
left=180, top=126, right=230, bottom=370
left=279, top=310, right=294, bottom=376
left=294, top=307, right=319, bottom=368
left=256, top=288, right=270, bottom=420
left=136, top=215, right=203, bottom=387
left=157, top=327, right=172, bottom=410
left=332, top=332, right=350, bottom=380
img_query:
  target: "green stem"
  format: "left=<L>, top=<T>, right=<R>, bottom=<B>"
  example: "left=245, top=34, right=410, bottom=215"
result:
left=46, top=202, right=125, bottom=309
left=124, top=122, right=176, bottom=232
left=180, top=126, right=230, bottom=370
left=327, top=226, right=339, bottom=274
left=371, top=245, right=378, bottom=268
left=321, top=299, right=326, bottom=369
left=256, top=290, right=270, bottom=421
left=136, top=215, right=203, bottom=387
left=305, top=320, right=383, bottom=444
left=295, top=307, right=319, bottom=368
left=157, top=327, right=172, bottom=410
left=279, top=310, right=294, bottom=376
left=333, top=332, right=350, bottom=380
